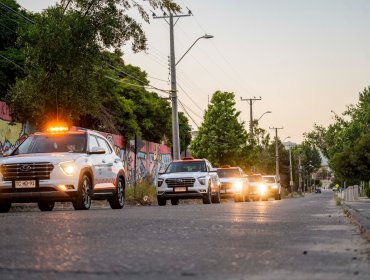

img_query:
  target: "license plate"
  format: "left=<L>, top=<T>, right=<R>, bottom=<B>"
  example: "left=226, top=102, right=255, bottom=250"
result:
left=174, top=187, right=187, bottom=192
left=15, top=180, right=36, bottom=189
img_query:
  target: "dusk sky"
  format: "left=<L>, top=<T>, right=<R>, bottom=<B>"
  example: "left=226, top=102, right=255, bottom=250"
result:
left=18, top=0, right=370, bottom=143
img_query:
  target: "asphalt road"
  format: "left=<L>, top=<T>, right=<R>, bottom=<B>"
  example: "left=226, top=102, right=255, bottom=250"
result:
left=1, top=191, right=370, bottom=280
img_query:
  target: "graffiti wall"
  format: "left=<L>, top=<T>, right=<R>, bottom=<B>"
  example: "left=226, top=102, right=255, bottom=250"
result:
left=86, top=130, right=172, bottom=186
left=0, top=101, right=29, bottom=153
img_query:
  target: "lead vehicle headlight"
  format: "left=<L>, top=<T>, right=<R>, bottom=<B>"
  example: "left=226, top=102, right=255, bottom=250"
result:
left=59, top=161, right=76, bottom=176
left=198, top=176, right=206, bottom=185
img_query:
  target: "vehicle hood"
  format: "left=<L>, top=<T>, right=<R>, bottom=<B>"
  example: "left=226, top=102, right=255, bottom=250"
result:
left=0, top=153, right=84, bottom=165
left=249, top=181, right=264, bottom=187
left=159, top=172, right=208, bottom=179
left=219, top=177, right=242, bottom=183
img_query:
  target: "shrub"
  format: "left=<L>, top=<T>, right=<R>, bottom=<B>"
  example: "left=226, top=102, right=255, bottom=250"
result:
left=125, top=177, right=157, bottom=205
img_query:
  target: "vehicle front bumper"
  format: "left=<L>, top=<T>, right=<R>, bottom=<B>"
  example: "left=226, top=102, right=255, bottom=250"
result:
left=0, top=179, right=78, bottom=203
left=157, top=186, right=209, bottom=200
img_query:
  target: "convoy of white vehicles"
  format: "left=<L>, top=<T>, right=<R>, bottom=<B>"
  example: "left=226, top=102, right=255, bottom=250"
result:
left=0, top=126, right=284, bottom=212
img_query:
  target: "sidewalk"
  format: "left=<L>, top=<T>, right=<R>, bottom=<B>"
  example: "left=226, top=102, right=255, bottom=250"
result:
left=343, top=197, right=370, bottom=241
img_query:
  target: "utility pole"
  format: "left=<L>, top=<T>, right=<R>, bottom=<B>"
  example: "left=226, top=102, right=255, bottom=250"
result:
left=153, top=11, right=192, bottom=160
left=240, top=97, right=261, bottom=137
left=288, top=146, right=294, bottom=194
left=269, top=127, right=283, bottom=181
left=298, top=155, right=303, bottom=195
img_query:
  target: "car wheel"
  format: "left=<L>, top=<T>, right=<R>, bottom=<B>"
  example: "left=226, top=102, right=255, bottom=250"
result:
left=109, top=177, right=125, bottom=209
left=38, top=201, right=55, bottom=211
left=171, top=198, right=179, bottom=205
left=234, top=194, right=244, bottom=203
left=73, top=174, right=92, bottom=210
left=0, top=202, right=11, bottom=213
left=202, top=185, right=212, bottom=204
left=244, top=195, right=250, bottom=202
left=157, top=196, right=166, bottom=206
left=262, top=196, right=268, bottom=201
left=275, top=193, right=281, bottom=200
left=211, top=190, right=221, bottom=204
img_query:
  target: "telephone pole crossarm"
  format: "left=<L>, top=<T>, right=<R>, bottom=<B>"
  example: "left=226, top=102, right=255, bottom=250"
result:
left=240, top=96, right=262, bottom=137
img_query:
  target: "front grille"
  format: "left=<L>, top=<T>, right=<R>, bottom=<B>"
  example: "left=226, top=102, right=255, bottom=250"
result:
left=0, top=163, right=54, bottom=181
left=221, top=182, right=233, bottom=189
left=165, top=178, right=195, bottom=188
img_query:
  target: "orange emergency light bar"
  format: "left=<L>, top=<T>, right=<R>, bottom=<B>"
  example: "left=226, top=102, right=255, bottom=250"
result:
left=46, top=126, right=69, bottom=133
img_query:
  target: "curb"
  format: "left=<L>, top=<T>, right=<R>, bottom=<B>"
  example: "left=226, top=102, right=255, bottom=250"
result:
left=342, top=203, right=370, bottom=242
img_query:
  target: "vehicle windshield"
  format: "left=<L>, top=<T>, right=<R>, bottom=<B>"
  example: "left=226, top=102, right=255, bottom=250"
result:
left=263, top=177, right=276, bottom=183
left=12, top=134, right=87, bottom=155
left=248, top=175, right=263, bottom=183
left=217, top=169, right=240, bottom=178
left=165, top=161, right=207, bottom=173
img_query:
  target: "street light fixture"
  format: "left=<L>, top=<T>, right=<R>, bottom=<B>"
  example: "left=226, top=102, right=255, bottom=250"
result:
left=166, top=33, right=213, bottom=160
left=176, top=34, right=214, bottom=66
left=257, top=110, right=272, bottom=122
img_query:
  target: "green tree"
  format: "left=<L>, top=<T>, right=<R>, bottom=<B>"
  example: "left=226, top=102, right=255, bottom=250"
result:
left=0, top=0, right=31, bottom=98
left=190, top=91, right=248, bottom=166
left=8, top=0, right=180, bottom=129
left=305, top=87, right=370, bottom=183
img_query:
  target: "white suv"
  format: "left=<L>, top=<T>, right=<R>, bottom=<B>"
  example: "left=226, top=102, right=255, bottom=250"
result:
left=157, top=157, right=221, bottom=205
left=0, top=127, right=126, bottom=212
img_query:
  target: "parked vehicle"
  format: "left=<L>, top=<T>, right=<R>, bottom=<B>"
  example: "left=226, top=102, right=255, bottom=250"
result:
left=0, top=126, right=126, bottom=212
left=156, top=157, right=221, bottom=205
left=217, top=166, right=249, bottom=202
left=262, top=175, right=282, bottom=200
left=315, top=188, right=322, bottom=193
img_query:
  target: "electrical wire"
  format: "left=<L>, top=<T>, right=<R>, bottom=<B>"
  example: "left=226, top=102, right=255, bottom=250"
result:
left=177, top=82, right=204, bottom=112
left=0, top=53, right=26, bottom=72
left=0, top=2, right=34, bottom=24
left=107, top=63, right=171, bottom=94
left=178, top=98, right=199, bottom=128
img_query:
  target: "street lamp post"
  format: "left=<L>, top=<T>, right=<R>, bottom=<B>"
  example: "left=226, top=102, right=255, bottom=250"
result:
left=257, top=110, right=272, bottom=122
left=153, top=12, right=213, bottom=160
left=170, top=33, right=213, bottom=160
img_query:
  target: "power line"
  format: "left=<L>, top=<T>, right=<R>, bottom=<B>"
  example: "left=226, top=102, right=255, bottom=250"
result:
left=103, top=75, right=169, bottom=98
left=0, top=53, right=26, bottom=72
left=0, top=2, right=34, bottom=24
left=107, top=63, right=171, bottom=94
left=178, top=98, right=199, bottom=128
left=177, top=82, right=204, bottom=113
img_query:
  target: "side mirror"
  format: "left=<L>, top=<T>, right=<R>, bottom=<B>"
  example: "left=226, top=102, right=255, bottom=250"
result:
left=88, top=146, right=105, bottom=155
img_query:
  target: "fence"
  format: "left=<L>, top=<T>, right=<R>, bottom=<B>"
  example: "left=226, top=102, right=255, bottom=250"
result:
left=340, top=185, right=361, bottom=201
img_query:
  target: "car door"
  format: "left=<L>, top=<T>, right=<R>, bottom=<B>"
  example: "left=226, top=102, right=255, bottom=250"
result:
left=88, top=134, right=105, bottom=188
left=96, top=136, right=116, bottom=189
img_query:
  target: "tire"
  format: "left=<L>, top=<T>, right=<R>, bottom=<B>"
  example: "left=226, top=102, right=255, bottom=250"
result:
left=211, top=191, right=221, bottom=204
left=0, top=202, right=11, bottom=213
left=275, top=193, right=281, bottom=200
left=157, top=196, right=166, bottom=206
left=244, top=195, right=250, bottom=202
left=202, top=185, right=212, bottom=204
left=234, top=194, right=245, bottom=203
left=262, top=196, right=268, bottom=201
left=73, top=174, right=92, bottom=210
left=171, top=198, right=179, bottom=205
left=38, top=201, right=55, bottom=211
left=109, top=177, right=125, bottom=209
